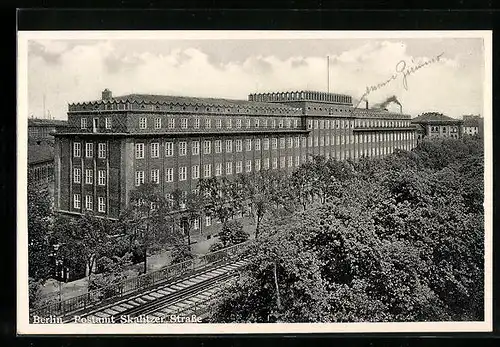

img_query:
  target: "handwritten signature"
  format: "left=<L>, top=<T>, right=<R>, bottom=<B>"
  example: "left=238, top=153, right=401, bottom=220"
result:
left=353, top=52, right=445, bottom=111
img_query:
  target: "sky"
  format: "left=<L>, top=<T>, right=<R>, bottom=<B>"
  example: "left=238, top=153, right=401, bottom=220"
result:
left=26, top=36, right=485, bottom=120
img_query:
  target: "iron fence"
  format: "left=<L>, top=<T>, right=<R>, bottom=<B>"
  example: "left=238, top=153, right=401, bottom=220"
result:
left=30, top=240, right=251, bottom=320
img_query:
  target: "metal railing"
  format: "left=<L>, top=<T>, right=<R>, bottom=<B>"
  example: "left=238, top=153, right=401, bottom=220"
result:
left=30, top=240, right=251, bottom=320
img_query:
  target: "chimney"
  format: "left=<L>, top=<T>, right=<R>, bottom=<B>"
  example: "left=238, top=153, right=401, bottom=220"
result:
left=102, top=88, right=112, bottom=100
left=365, top=100, right=369, bottom=109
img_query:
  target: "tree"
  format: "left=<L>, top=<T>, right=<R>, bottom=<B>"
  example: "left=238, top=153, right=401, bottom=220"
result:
left=53, top=212, right=116, bottom=285
left=119, top=183, right=181, bottom=274
left=27, top=180, right=54, bottom=282
left=198, top=177, right=239, bottom=226
left=171, top=189, right=204, bottom=248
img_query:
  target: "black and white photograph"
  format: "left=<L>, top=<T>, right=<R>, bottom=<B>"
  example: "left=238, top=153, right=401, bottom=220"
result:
left=17, top=30, right=492, bottom=334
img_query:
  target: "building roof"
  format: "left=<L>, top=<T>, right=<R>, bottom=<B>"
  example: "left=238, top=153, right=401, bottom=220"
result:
left=412, top=112, right=462, bottom=123
left=28, top=144, right=54, bottom=165
left=28, top=118, right=68, bottom=127
left=462, top=115, right=482, bottom=127
left=352, top=107, right=411, bottom=119
left=72, top=93, right=301, bottom=111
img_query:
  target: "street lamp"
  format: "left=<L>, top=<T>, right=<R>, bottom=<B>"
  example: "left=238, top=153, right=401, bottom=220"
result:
left=52, top=243, right=63, bottom=310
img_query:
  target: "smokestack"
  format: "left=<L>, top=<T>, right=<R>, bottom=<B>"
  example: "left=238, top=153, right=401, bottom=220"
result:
left=102, top=88, right=112, bottom=100
left=365, top=100, right=369, bottom=109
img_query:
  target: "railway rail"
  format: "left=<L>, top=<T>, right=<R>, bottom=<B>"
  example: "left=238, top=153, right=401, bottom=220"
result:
left=63, top=259, right=247, bottom=324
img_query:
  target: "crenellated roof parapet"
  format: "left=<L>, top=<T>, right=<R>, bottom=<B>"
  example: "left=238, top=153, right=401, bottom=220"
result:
left=248, top=90, right=353, bottom=105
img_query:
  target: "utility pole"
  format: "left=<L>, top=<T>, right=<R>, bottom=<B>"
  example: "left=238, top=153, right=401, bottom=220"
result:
left=327, top=56, right=330, bottom=93
left=43, top=93, right=46, bottom=119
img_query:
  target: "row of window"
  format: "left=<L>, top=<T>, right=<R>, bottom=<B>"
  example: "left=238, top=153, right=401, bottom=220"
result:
left=81, top=117, right=112, bottom=130
left=307, top=119, right=411, bottom=130
left=133, top=132, right=416, bottom=159
left=135, top=157, right=302, bottom=186
left=73, top=168, right=106, bottom=185
left=73, top=142, right=107, bottom=158
left=73, top=194, right=106, bottom=212
left=136, top=116, right=301, bottom=130
left=430, top=126, right=459, bottom=132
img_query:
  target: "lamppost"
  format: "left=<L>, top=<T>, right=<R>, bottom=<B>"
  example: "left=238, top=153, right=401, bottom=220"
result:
left=52, top=243, right=63, bottom=310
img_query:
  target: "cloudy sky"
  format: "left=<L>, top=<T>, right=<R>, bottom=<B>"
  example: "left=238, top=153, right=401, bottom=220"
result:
left=26, top=35, right=485, bottom=120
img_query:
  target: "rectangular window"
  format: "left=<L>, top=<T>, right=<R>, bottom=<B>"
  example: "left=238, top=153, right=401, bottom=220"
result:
left=167, top=118, right=174, bottom=129
left=246, top=139, right=252, bottom=151
left=135, top=143, right=144, bottom=159
left=263, top=138, right=269, bottom=150
left=165, top=142, right=173, bottom=157
left=325, top=135, right=330, bottom=146
left=98, top=143, right=106, bottom=159
left=98, top=170, right=106, bottom=186
left=85, top=195, right=93, bottom=211
left=85, top=142, right=93, bottom=158
left=264, top=158, right=270, bottom=169
left=226, top=162, right=233, bottom=175
left=255, top=159, right=261, bottom=171
left=272, top=119, right=277, bottom=128
left=150, top=143, right=159, bottom=158
left=255, top=119, right=260, bottom=127
left=308, top=136, right=313, bottom=147
left=81, top=118, right=87, bottom=129
left=295, top=155, right=300, bottom=167
left=216, top=119, right=222, bottom=129
left=135, top=170, right=144, bottom=186
left=192, top=165, right=200, bottom=179
left=287, top=137, right=292, bottom=149
left=105, top=117, right=112, bottom=129
left=288, top=156, right=293, bottom=167
left=215, top=163, right=222, bottom=176
left=203, top=140, right=211, bottom=154
left=179, top=167, right=187, bottom=181
left=73, top=167, right=81, bottom=184
left=205, top=118, right=211, bottom=128
left=245, top=160, right=252, bottom=173
left=314, top=136, right=319, bottom=147
left=225, top=139, right=233, bottom=153
left=272, top=138, right=278, bottom=149
left=307, top=120, right=312, bottom=129
left=205, top=216, right=212, bottom=227
left=204, top=164, right=212, bottom=178
left=314, top=120, right=319, bottom=129
left=236, top=161, right=243, bottom=173
left=263, top=119, right=268, bottom=128
left=215, top=140, right=222, bottom=153
left=236, top=139, right=243, bottom=152
left=320, top=136, right=325, bottom=146
left=155, top=118, right=161, bottom=129
left=302, top=137, right=306, bottom=148
left=280, top=157, right=286, bottom=168
left=73, top=142, right=81, bottom=157
left=98, top=197, right=106, bottom=213
left=246, top=119, right=251, bottom=128
left=294, top=119, right=298, bottom=128
left=272, top=157, right=278, bottom=169
left=192, top=141, right=200, bottom=155
left=139, top=117, right=147, bottom=129
left=180, top=118, right=188, bottom=129
left=179, top=142, right=187, bottom=156
left=165, top=168, right=174, bottom=182
left=85, top=169, right=93, bottom=185
left=194, top=118, right=200, bottom=129
left=73, top=194, right=81, bottom=209
left=236, top=119, right=242, bottom=128
left=280, top=138, right=285, bottom=149
left=226, top=118, right=232, bottom=128
left=151, top=169, right=159, bottom=184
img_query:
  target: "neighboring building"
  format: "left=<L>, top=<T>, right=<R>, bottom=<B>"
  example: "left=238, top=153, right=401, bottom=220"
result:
left=28, top=143, right=55, bottom=189
left=28, top=118, right=68, bottom=145
left=462, top=114, right=483, bottom=137
left=411, top=112, right=463, bottom=141
left=53, top=89, right=417, bottom=237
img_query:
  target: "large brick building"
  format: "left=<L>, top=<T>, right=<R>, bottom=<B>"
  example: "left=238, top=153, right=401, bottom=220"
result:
left=53, top=89, right=417, bottom=235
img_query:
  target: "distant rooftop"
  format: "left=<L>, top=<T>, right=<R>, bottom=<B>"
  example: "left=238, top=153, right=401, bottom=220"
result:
left=28, top=144, right=54, bottom=165
left=412, top=112, right=462, bottom=123
left=28, top=118, right=68, bottom=127
left=248, top=90, right=352, bottom=105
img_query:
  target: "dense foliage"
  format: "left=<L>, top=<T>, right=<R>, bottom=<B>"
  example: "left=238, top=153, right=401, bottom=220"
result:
left=209, top=137, right=484, bottom=322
